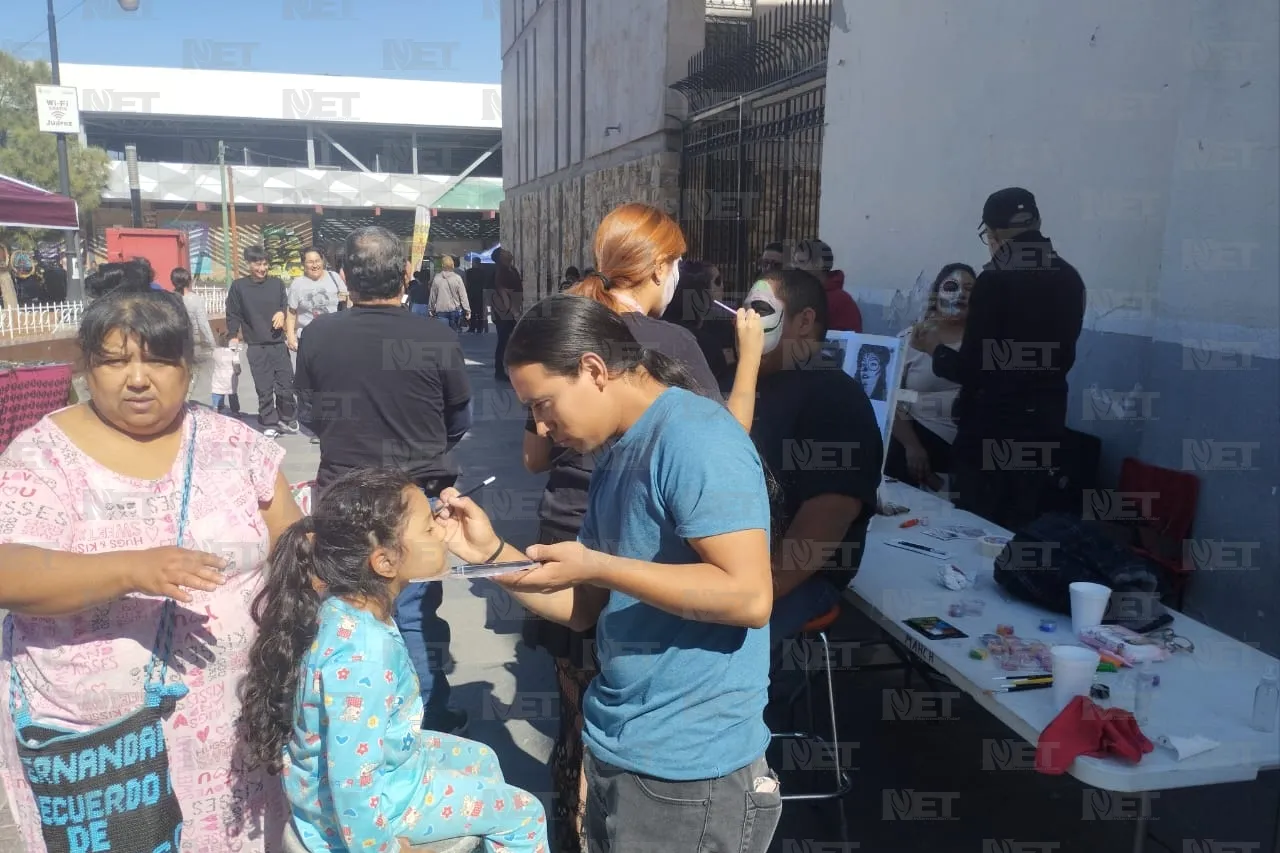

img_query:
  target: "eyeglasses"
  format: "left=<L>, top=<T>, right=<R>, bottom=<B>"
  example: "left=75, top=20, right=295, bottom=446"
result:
left=978, top=227, right=992, bottom=246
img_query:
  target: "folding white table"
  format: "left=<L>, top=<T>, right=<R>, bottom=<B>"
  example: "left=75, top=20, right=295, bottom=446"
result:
left=845, top=482, right=1280, bottom=852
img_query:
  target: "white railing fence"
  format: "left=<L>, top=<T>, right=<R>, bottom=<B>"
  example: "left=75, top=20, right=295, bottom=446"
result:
left=0, top=287, right=227, bottom=342
left=194, top=287, right=228, bottom=320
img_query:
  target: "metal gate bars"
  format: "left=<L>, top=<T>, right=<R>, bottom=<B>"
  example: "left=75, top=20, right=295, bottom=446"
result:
left=672, top=0, right=832, bottom=295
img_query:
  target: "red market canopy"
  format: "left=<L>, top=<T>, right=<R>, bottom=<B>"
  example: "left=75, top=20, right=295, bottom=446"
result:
left=0, top=174, right=80, bottom=231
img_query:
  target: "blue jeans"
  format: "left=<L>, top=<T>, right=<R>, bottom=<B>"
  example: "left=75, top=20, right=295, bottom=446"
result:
left=767, top=578, right=842, bottom=724
left=770, top=576, right=841, bottom=641
left=210, top=393, right=240, bottom=413
left=435, top=309, right=464, bottom=331
left=410, top=303, right=430, bottom=316
left=394, top=581, right=451, bottom=713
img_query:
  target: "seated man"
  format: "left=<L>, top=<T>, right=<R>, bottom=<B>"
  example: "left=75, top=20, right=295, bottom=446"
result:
left=746, top=269, right=883, bottom=647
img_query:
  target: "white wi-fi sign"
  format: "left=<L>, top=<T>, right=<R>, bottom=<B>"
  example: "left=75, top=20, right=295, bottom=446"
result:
left=34, top=85, right=83, bottom=135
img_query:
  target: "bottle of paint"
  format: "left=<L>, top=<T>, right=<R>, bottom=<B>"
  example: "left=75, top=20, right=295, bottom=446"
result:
left=1134, top=662, right=1156, bottom=727
left=1252, top=665, right=1279, bottom=733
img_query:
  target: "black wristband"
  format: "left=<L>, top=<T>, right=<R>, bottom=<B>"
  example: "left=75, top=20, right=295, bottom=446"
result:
left=484, top=539, right=506, bottom=564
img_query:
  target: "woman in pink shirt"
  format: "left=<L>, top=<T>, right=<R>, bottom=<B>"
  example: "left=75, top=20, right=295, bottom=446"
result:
left=0, top=283, right=302, bottom=852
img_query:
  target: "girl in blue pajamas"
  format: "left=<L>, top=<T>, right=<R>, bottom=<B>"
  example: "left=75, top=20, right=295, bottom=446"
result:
left=242, top=468, right=547, bottom=853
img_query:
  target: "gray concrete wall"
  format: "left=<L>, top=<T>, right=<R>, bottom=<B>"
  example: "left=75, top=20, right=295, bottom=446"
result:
left=500, top=0, right=704, bottom=296
left=831, top=4, right=1280, bottom=838
left=824, top=0, right=1279, bottom=652
left=502, top=0, right=702, bottom=188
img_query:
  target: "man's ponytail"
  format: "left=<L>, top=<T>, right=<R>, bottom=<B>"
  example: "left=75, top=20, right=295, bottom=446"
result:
left=240, top=516, right=322, bottom=774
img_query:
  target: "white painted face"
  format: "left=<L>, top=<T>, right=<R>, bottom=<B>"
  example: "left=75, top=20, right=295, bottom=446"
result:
left=859, top=353, right=883, bottom=395
left=791, top=248, right=818, bottom=274
left=659, top=257, right=682, bottom=314
left=745, top=279, right=785, bottom=355
left=935, top=271, right=973, bottom=317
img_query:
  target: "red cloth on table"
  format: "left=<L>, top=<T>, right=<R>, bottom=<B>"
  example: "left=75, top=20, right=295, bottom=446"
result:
left=0, top=362, right=73, bottom=453
left=1035, top=695, right=1154, bottom=774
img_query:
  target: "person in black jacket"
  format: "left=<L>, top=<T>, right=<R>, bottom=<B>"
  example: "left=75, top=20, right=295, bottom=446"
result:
left=465, top=258, right=493, bottom=333
left=913, top=187, right=1085, bottom=530
left=407, top=268, right=432, bottom=316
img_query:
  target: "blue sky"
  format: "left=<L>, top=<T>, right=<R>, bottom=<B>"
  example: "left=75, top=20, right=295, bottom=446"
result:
left=2, top=0, right=501, bottom=83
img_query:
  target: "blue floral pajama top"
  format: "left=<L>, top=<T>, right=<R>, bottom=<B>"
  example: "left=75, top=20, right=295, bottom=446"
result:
left=282, top=597, right=544, bottom=852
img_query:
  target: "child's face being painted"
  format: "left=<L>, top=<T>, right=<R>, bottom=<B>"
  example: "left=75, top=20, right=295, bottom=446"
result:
left=370, top=487, right=449, bottom=587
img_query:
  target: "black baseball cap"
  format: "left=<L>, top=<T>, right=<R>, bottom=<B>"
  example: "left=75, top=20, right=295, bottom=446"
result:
left=981, top=187, right=1040, bottom=231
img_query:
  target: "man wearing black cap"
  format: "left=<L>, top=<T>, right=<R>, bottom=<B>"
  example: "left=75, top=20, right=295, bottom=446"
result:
left=913, top=187, right=1085, bottom=529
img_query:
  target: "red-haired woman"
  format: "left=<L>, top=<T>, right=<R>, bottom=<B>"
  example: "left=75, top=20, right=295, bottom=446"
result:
left=520, top=202, right=762, bottom=853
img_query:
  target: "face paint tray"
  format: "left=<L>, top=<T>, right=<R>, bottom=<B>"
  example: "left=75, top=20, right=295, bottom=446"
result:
left=448, top=560, right=537, bottom=580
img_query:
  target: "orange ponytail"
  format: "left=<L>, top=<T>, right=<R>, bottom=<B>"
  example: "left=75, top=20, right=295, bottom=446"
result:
left=577, top=203, right=686, bottom=317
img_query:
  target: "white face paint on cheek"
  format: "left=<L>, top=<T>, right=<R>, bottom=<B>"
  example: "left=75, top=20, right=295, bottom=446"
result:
left=746, top=282, right=786, bottom=355
left=659, top=259, right=682, bottom=313
left=936, top=278, right=964, bottom=315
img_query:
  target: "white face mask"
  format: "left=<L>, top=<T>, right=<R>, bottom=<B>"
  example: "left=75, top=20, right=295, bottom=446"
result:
left=745, top=280, right=786, bottom=355
left=936, top=274, right=968, bottom=316
left=659, top=257, right=682, bottom=314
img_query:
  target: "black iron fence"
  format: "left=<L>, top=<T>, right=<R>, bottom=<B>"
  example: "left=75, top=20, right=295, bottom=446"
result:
left=672, top=0, right=831, bottom=295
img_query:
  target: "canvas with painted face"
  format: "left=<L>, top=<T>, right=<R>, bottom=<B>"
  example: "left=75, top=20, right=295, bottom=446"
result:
left=823, top=331, right=906, bottom=460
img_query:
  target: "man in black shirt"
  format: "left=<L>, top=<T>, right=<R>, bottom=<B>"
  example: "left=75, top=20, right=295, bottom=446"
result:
left=492, top=249, right=523, bottom=381
left=226, top=244, right=297, bottom=434
left=914, top=187, right=1086, bottom=530
left=296, top=226, right=473, bottom=733
left=747, top=269, right=883, bottom=641
left=465, top=260, right=493, bottom=333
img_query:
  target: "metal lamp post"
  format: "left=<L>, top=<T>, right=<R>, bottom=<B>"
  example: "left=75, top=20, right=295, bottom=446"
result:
left=46, top=0, right=138, bottom=298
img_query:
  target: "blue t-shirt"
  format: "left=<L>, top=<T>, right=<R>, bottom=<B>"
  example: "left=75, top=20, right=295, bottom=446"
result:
left=580, top=387, right=773, bottom=780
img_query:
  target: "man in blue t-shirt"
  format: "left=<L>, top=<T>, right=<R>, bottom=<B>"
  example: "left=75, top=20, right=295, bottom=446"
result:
left=576, top=388, right=773, bottom=783
left=487, top=376, right=780, bottom=852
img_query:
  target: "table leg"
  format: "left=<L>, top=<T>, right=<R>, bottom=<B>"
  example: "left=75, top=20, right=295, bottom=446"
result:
left=1130, top=792, right=1149, bottom=853
left=1272, top=791, right=1280, bottom=853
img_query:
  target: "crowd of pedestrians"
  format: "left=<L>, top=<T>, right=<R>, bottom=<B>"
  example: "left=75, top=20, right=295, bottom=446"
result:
left=0, top=186, right=1084, bottom=853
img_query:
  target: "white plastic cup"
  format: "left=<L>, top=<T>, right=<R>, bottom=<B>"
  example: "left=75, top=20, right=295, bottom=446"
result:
left=1069, top=581, right=1112, bottom=636
left=1051, top=645, right=1101, bottom=711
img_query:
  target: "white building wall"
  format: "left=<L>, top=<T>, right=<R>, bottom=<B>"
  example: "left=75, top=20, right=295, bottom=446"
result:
left=820, top=4, right=1278, bottom=838
left=821, top=0, right=1274, bottom=343
left=819, top=0, right=1279, bottom=645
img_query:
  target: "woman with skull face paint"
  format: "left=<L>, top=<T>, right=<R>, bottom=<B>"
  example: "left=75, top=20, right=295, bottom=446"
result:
left=886, top=263, right=975, bottom=489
